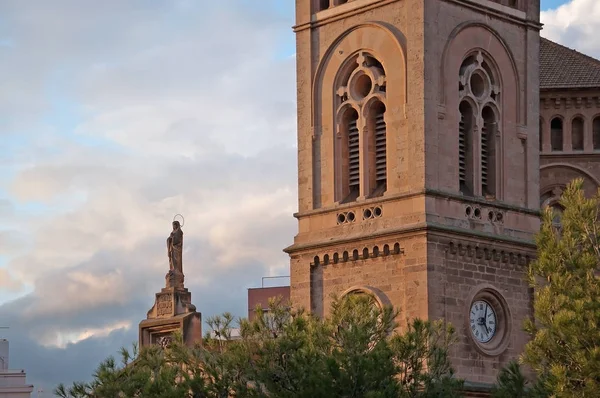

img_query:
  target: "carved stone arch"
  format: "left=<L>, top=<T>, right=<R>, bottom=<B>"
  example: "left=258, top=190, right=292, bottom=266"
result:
left=540, top=184, right=565, bottom=208
left=362, top=94, right=387, bottom=119
left=441, top=22, right=520, bottom=125
left=335, top=102, right=361, bottom=130
left=311, top=22, right=407, bottom=207
left=481, top=102, right=501, bottom=126
left=311, top=22, right=407, bottom=131
left=540, top=163, right=600, bottom=201
left=341, top=285, right=392, bottom=309
left=570, top=113, right=586, bottom=124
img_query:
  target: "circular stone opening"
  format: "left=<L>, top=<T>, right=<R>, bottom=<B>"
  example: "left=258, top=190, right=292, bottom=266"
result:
left=465, top=285, right=512, bottom=357
left=496, top=213, right=503, bottom=223
left=488, top=211, right=494, bottom=221
left=474, top=208, right=482, bottom=219
left=347, top=212, right=356, bottom=222
left=466, top=206, right=472, bottom=217
left=353, top=74, right=373, bottom=99
left=364, top=208, right=373, bottom=219
left=337, top=213, right=346, bottom=224
left=374, top=207, right=382, bottom=217
left=470, top=73, right=486, bottom=98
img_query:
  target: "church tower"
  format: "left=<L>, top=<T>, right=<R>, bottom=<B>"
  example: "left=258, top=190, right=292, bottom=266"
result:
left=285, top=0, right=541, bottom=388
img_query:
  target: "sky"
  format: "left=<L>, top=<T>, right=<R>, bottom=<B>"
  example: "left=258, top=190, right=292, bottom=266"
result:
left=0, top=0, right=598, bottom=394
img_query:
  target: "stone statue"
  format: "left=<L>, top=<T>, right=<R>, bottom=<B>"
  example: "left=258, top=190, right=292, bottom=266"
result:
left=167, top=220, right=183, bottom=274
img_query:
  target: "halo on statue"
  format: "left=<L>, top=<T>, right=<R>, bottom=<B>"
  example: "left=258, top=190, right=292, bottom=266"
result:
left=173, top=214, right=185, bottom=228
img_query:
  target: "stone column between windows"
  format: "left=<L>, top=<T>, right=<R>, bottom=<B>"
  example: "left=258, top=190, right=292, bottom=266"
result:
left=564, top=118, right=572, bottom=152
left=585, top=116, right=594, bottom=152
left=542, top=118, right=551, bottom=153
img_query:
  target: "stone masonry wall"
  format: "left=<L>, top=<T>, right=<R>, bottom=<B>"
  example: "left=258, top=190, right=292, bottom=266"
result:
left=427, top=234, right=535, bottom=384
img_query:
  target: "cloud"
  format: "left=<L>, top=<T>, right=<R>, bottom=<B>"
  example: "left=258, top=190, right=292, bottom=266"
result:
left=541, top=0, right=600, bottom=58
left=0, top=268, right=24, bottom=293
left=0, top=0, right=296, bottom=392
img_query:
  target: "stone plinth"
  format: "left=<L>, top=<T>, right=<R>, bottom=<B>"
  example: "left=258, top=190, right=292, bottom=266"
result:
left=139, top=270, right=202, bottom=348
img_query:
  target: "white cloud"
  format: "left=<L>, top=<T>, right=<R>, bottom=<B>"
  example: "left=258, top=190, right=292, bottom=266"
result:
left=541, top=0, right=600, bottom=58
left=0, top=0, right=297, bottom=390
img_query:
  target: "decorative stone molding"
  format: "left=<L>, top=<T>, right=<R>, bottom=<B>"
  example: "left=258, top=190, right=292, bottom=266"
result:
left=541, top=95, right=600, bottom=110
left=311, top=241, right=404, bottom=267
left=363, top=206, right=383, bottom=220
left=446, top=241, right=531, bottom=266
left=341, top=285, right=393, bottom=309
left=465, top=205, right=504, bottom=224
left=336, top=210, right=357, bottom=224
left=336, top=205, right=383, bottom=224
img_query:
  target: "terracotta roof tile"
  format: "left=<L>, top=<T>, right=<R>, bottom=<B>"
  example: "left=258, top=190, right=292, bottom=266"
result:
left=540, top=37, right=600, bottom=90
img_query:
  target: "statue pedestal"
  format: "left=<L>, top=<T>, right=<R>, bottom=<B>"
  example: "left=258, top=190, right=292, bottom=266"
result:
left=139, top=271, right=202, bottom=348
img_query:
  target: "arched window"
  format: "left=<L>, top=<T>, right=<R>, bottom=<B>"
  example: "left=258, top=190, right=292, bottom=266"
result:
left=458, top=52, right=501, bottom=198
left=459, top=101, right=474, bottom=196
left=366, top=100, right=387, bottom=197
left=539, top=117, right=544, bottom=151
left=571, top=117, right=584, bottom=151
left=335, top=52, right=387, bottom=202
left=482, top=106, right=497, bottom=197
left=541, top=188, right=564, bottom=230
left=550, top=117, right=563, bottom=151
left=338, top=107, right=359, bottom=203
left=594, top=117, right=600, bottom=150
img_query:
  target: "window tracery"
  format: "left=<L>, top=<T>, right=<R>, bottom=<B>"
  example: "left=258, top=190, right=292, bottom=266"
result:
left=335, top=52, right=387, bottom=203
left=458, top=52, right=501, bottom=199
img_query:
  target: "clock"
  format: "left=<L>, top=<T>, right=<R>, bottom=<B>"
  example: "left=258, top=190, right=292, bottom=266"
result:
left=469, top=300, right=497, bottom=343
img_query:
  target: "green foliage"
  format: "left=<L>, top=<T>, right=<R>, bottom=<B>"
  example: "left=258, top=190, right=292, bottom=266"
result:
left=55, top=295, right=463, bottom=397
left=493, top=179, right=600, bottom=397
left=491, top=361, right=547, bottom=398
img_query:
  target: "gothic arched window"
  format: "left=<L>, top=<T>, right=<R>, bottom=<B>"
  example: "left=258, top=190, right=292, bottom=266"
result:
left=335, top=52, right=387, bottom=202
left=481, top=106, right=498, bottom=197
left=366, top=100, right=387, bottom=196
left=459, top=100, right=474, bottom=196
left=572, top=117, right=584, bottom=151
left=550, top=117, right=563, bottom=151
left=458, top=52, right=501, bottom=199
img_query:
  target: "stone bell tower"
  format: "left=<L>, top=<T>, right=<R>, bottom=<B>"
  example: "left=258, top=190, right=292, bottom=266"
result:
left=286, top=0, right=541, bottom=390
left=139, top=219, right=202, bottom=348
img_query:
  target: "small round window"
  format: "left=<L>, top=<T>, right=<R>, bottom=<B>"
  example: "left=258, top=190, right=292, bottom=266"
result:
left=351, top=73, right=373, bottom=100
left=470, top=72, right=487, bottom=98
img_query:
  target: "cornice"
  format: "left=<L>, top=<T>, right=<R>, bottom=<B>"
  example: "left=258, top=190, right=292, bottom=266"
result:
left=540, top=152, right=600, bottom=160
left=293, top=0, right=541, bottom=33
left=283, top=221, right=536, bottom=255
left=293, top=189, right=540, bottom=219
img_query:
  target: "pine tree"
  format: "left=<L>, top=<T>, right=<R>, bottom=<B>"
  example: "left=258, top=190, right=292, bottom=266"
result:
left=55, top=295, right=463, bottom=397
left=493, top=179, right=600, bottom=397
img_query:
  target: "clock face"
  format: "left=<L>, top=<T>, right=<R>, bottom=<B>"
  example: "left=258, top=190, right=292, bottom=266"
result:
left=469, top=300, right=497, bottom=343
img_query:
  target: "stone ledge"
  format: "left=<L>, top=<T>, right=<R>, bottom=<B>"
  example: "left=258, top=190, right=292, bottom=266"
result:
left=284, top=221, right=536, bottom=254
